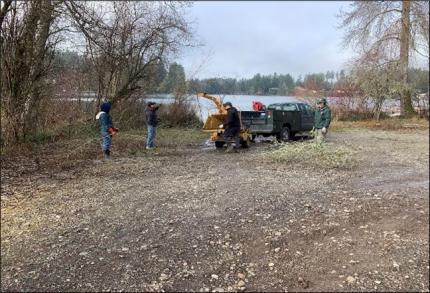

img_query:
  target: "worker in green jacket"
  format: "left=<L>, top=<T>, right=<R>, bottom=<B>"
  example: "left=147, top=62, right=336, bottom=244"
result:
left=313, top=97, right=331, bottom=143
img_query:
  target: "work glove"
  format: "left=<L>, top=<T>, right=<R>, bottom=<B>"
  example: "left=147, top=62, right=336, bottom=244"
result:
left=108, top=127, right=119, bottom=136
left=322, top=127, right=327, bottom=134
left=219, top=124, right=224, bottom=129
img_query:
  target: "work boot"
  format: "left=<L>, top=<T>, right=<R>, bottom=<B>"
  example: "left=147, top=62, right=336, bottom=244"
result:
left=103, top=149, right=111, bottom=159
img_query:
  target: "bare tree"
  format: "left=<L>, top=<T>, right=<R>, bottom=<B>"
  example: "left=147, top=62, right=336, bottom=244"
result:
left=1, top=0, right=194, bottom=145
left=65, top=1, right=193, bottom=114
left=1, top=0, right=64, bottom=145
left=339, top=1, right=429, bottom=117
left=0, top=0, right=12, bottom=28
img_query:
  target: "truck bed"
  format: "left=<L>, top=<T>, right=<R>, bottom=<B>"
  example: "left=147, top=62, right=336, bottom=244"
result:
left=240, top=111, right=275, bottom=133
left=240, top=105, right=313, bottom=135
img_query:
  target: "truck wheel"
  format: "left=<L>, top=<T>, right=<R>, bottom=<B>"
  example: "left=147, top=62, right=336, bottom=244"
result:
left=277, top=127, right=291, bottom=142
left=215, top=141, right=225, bottom=149
left=240, top=138, right=250, bottom=148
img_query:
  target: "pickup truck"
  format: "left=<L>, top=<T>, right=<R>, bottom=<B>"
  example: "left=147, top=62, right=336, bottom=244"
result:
left=240, top=102, right=315, bottom=141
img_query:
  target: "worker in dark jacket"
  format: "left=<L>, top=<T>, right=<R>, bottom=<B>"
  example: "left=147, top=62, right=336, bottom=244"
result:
left=313, top=97, right=331, bottom=143
left=220, top=102, right=241, bottom=152
left=145, top=102, right=160, bottom=149
left=96, top=101, right=117, bottom=159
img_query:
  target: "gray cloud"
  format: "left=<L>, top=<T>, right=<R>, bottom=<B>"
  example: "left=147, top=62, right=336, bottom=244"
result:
left=178, top=1, right=355, bottom=79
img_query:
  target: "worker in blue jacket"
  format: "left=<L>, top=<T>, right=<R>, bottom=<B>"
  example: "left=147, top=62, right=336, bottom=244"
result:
left=96, top=101, right=118, bottom=159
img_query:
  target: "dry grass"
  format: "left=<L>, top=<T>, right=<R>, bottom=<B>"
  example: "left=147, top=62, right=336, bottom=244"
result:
left=264, top=141, right=357, bottom=170
left=116, top=128, right=208, bottom=156
left=331, top=117, right=429, bottom=131
left=0, top=128, right=208, bottom=184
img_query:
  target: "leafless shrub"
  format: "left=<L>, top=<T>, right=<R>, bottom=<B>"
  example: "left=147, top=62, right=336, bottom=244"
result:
left=157, top=101, right=202, bottom=128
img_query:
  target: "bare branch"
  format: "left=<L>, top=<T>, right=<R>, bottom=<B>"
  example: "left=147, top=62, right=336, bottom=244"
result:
left=0, top=0, right=12, bottom=27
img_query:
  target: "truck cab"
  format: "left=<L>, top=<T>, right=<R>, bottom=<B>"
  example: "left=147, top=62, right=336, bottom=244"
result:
left=241, top=102, right=315, bottom=141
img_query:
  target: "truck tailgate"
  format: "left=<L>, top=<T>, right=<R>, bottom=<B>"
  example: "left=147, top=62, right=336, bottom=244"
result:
left=241, top=111, right=274, bottom=133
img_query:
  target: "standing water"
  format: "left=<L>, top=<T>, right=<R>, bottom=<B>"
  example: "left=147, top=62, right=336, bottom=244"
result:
left=147, top=94, right=300, bottom=122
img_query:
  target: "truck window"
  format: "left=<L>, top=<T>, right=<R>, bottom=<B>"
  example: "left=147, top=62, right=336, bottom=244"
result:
left=282, top=104, right=298, bottom=111
left=298, top=103, right=313, bottom=114
left=304, top=104, right=314, bottom=114
left=297, top=103, right=306, bottom=112
left=268, top=105, right=282, bottom=110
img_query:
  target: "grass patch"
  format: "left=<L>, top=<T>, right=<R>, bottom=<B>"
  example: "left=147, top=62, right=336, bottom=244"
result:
left=332, top=117, right=429, bottom=131
left=265, top=141, right=356, bottom=170
left=110, top=127, right=208, bottom=156
left=157, top=128, right=208, bottom=146
left=2, top=127, right=207, bottom=160
left=115, top=128, right=207, bottom=148
left=24, top=131, right=55, bottom=144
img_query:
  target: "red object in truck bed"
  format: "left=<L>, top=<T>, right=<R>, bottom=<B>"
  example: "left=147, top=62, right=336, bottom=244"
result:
left=252, top=101, right=265, bottom=111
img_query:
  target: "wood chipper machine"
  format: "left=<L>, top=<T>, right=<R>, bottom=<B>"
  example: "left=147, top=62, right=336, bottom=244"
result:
left=196, top=92, right=253, bottom=149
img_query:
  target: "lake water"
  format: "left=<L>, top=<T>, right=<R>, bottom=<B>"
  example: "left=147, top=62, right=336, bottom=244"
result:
left=72, top=93, right=411, bottom=121
left=147, top=94, right=300, bottom=121
left=145, top=94, right=407, bottom=121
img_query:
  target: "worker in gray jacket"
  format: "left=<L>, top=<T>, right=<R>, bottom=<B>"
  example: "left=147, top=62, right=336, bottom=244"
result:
left=145, top=102, right=160, bottom=149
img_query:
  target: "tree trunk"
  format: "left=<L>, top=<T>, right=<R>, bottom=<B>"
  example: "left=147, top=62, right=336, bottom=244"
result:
left=374, top=100, right=383, bottom=121
left=399, top=0, right=415, bottom=117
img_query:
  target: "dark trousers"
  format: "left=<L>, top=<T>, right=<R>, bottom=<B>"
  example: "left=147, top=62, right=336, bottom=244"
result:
left=224, top=127, right=240, bottom=149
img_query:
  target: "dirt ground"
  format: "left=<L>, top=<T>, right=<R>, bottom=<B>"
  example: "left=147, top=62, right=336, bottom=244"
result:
left=1, top=127, right=429, bottom=292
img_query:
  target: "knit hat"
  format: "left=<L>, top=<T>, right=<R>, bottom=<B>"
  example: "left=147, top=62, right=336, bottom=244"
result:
left=101, top=102, right=111, bottom=113
left=317, top=98, right=327, bottom=105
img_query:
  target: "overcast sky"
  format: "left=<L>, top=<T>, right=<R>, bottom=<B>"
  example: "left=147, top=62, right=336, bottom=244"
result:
left=177, top=1, right=355, bottom=80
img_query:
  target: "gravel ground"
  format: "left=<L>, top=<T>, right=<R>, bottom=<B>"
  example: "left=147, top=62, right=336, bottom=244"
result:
left=1, top=128, right=429, bottom=292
